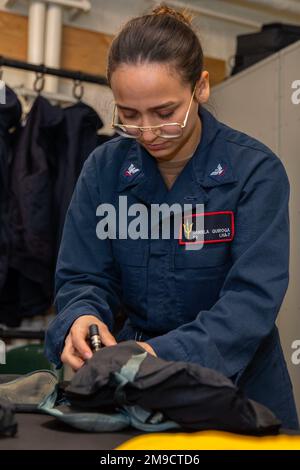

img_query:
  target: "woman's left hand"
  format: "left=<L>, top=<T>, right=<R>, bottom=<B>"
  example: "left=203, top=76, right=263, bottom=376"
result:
left=136, top=341, right=157, bottom=357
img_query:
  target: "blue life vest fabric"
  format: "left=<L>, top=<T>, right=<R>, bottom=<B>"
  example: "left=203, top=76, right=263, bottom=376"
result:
left=0, top=342, right=282, bottom=435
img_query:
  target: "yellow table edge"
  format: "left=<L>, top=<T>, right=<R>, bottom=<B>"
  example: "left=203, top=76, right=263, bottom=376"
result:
left=116, top=430, right=300, bottom=450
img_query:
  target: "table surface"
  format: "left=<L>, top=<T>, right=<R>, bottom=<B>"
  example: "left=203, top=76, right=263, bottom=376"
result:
left=0, top=412, right=144, bottom=450
left=1, top=375, right=299, bottom=450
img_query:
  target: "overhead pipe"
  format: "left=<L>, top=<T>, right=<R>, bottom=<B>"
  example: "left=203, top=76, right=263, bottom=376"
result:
left=5, top=0, right=91, bottom=92
left=44, top=3, right=63, bottom=92
left=26, top=0, right=47, bottom=89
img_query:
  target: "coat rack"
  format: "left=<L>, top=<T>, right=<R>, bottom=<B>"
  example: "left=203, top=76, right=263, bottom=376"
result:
left=0, top=55, right=108, bottom=86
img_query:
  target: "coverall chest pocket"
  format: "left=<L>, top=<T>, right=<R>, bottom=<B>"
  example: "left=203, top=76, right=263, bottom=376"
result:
left=112, top=240, right=148, bottom=317
left=173, top=244, right=231, bottom=323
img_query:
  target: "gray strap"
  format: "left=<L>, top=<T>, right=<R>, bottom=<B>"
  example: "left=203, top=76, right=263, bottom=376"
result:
left=113, top=352, right=147, bottom=405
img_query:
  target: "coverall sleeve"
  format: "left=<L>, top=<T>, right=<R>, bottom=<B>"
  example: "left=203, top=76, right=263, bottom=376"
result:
left=44, top=152, right=122, bottom=367
left=146, top=153, right=290, bottom=379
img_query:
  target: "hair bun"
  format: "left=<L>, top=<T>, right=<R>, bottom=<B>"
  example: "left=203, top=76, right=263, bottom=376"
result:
left=151, top=3, right=193, bottom=27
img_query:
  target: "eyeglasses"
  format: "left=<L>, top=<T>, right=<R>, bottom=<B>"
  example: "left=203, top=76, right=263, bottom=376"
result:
left=111, top=84, right=197, bottom=139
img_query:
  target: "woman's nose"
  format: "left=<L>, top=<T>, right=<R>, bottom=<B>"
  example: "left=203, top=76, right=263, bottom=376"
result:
left=140, top=128, right=158, bottom=143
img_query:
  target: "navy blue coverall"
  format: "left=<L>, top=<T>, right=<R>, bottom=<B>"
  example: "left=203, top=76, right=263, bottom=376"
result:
left=45, top=106, right=299, bottom=429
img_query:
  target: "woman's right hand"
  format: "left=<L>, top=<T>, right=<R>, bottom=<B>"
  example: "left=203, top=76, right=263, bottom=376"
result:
left=61, top=315, right=117, bottom=371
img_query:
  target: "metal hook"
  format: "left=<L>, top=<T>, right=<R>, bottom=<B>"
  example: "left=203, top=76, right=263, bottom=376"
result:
left=33, top=72, right=45, bottom=95
left=72, top=79, right=84, bottom=101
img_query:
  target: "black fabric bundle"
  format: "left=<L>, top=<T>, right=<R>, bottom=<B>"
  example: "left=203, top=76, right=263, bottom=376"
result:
left=65, top=341, right=281, bottom=435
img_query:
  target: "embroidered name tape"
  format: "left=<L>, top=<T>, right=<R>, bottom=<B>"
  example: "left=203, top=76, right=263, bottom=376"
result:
left=179, top=211, right=234, bottom=245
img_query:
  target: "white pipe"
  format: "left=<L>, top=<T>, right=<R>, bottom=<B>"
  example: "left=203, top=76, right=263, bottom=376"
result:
left=44, top=3, right=63, bottom=93
left=167, top=0, right=261, bottom=29
left=7, top=0, right=90, bottom=93
left=27, top=0, right=46, bottom=88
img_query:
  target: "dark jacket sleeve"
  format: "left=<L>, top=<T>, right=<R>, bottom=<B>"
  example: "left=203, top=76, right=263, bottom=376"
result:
left=147, top=153, right=290, bottom=379
left=44, top=152, right=122, bottom=367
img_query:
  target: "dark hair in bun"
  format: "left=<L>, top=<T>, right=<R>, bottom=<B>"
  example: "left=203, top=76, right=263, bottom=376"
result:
left=107, top=2, right=203, bottom=91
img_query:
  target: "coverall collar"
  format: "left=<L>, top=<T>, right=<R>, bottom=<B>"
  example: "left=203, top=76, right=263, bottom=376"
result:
left=117, top=106, right=237, bottom=206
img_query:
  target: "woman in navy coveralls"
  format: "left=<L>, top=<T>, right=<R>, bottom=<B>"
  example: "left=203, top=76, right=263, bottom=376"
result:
left=45, top=5, right=299, bottom=429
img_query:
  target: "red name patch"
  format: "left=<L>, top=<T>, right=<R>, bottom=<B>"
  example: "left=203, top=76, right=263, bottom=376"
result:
left=179, top=211, right=235, bottom=245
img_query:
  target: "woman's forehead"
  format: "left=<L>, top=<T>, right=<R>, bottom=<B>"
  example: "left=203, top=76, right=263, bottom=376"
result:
left=111, top=63, right=186, bottom=106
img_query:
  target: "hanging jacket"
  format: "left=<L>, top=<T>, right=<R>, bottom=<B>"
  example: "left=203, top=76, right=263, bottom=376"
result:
left=45, top=105, right=299, bottom=430
left=0, top=96, right=111, bottom=324
left=53, top=101, right=106, bottom=256
left=0, top=86, right=21, bottom=296
left=1, top=96, right=62, bottom=324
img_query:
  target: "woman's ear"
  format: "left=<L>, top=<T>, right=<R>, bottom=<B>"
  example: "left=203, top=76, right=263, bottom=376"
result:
left=196, top=71, right=210, bottom=104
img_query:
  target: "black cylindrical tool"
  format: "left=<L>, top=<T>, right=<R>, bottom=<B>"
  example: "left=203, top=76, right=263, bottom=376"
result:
left=89, top=324, right=102, bottom=352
